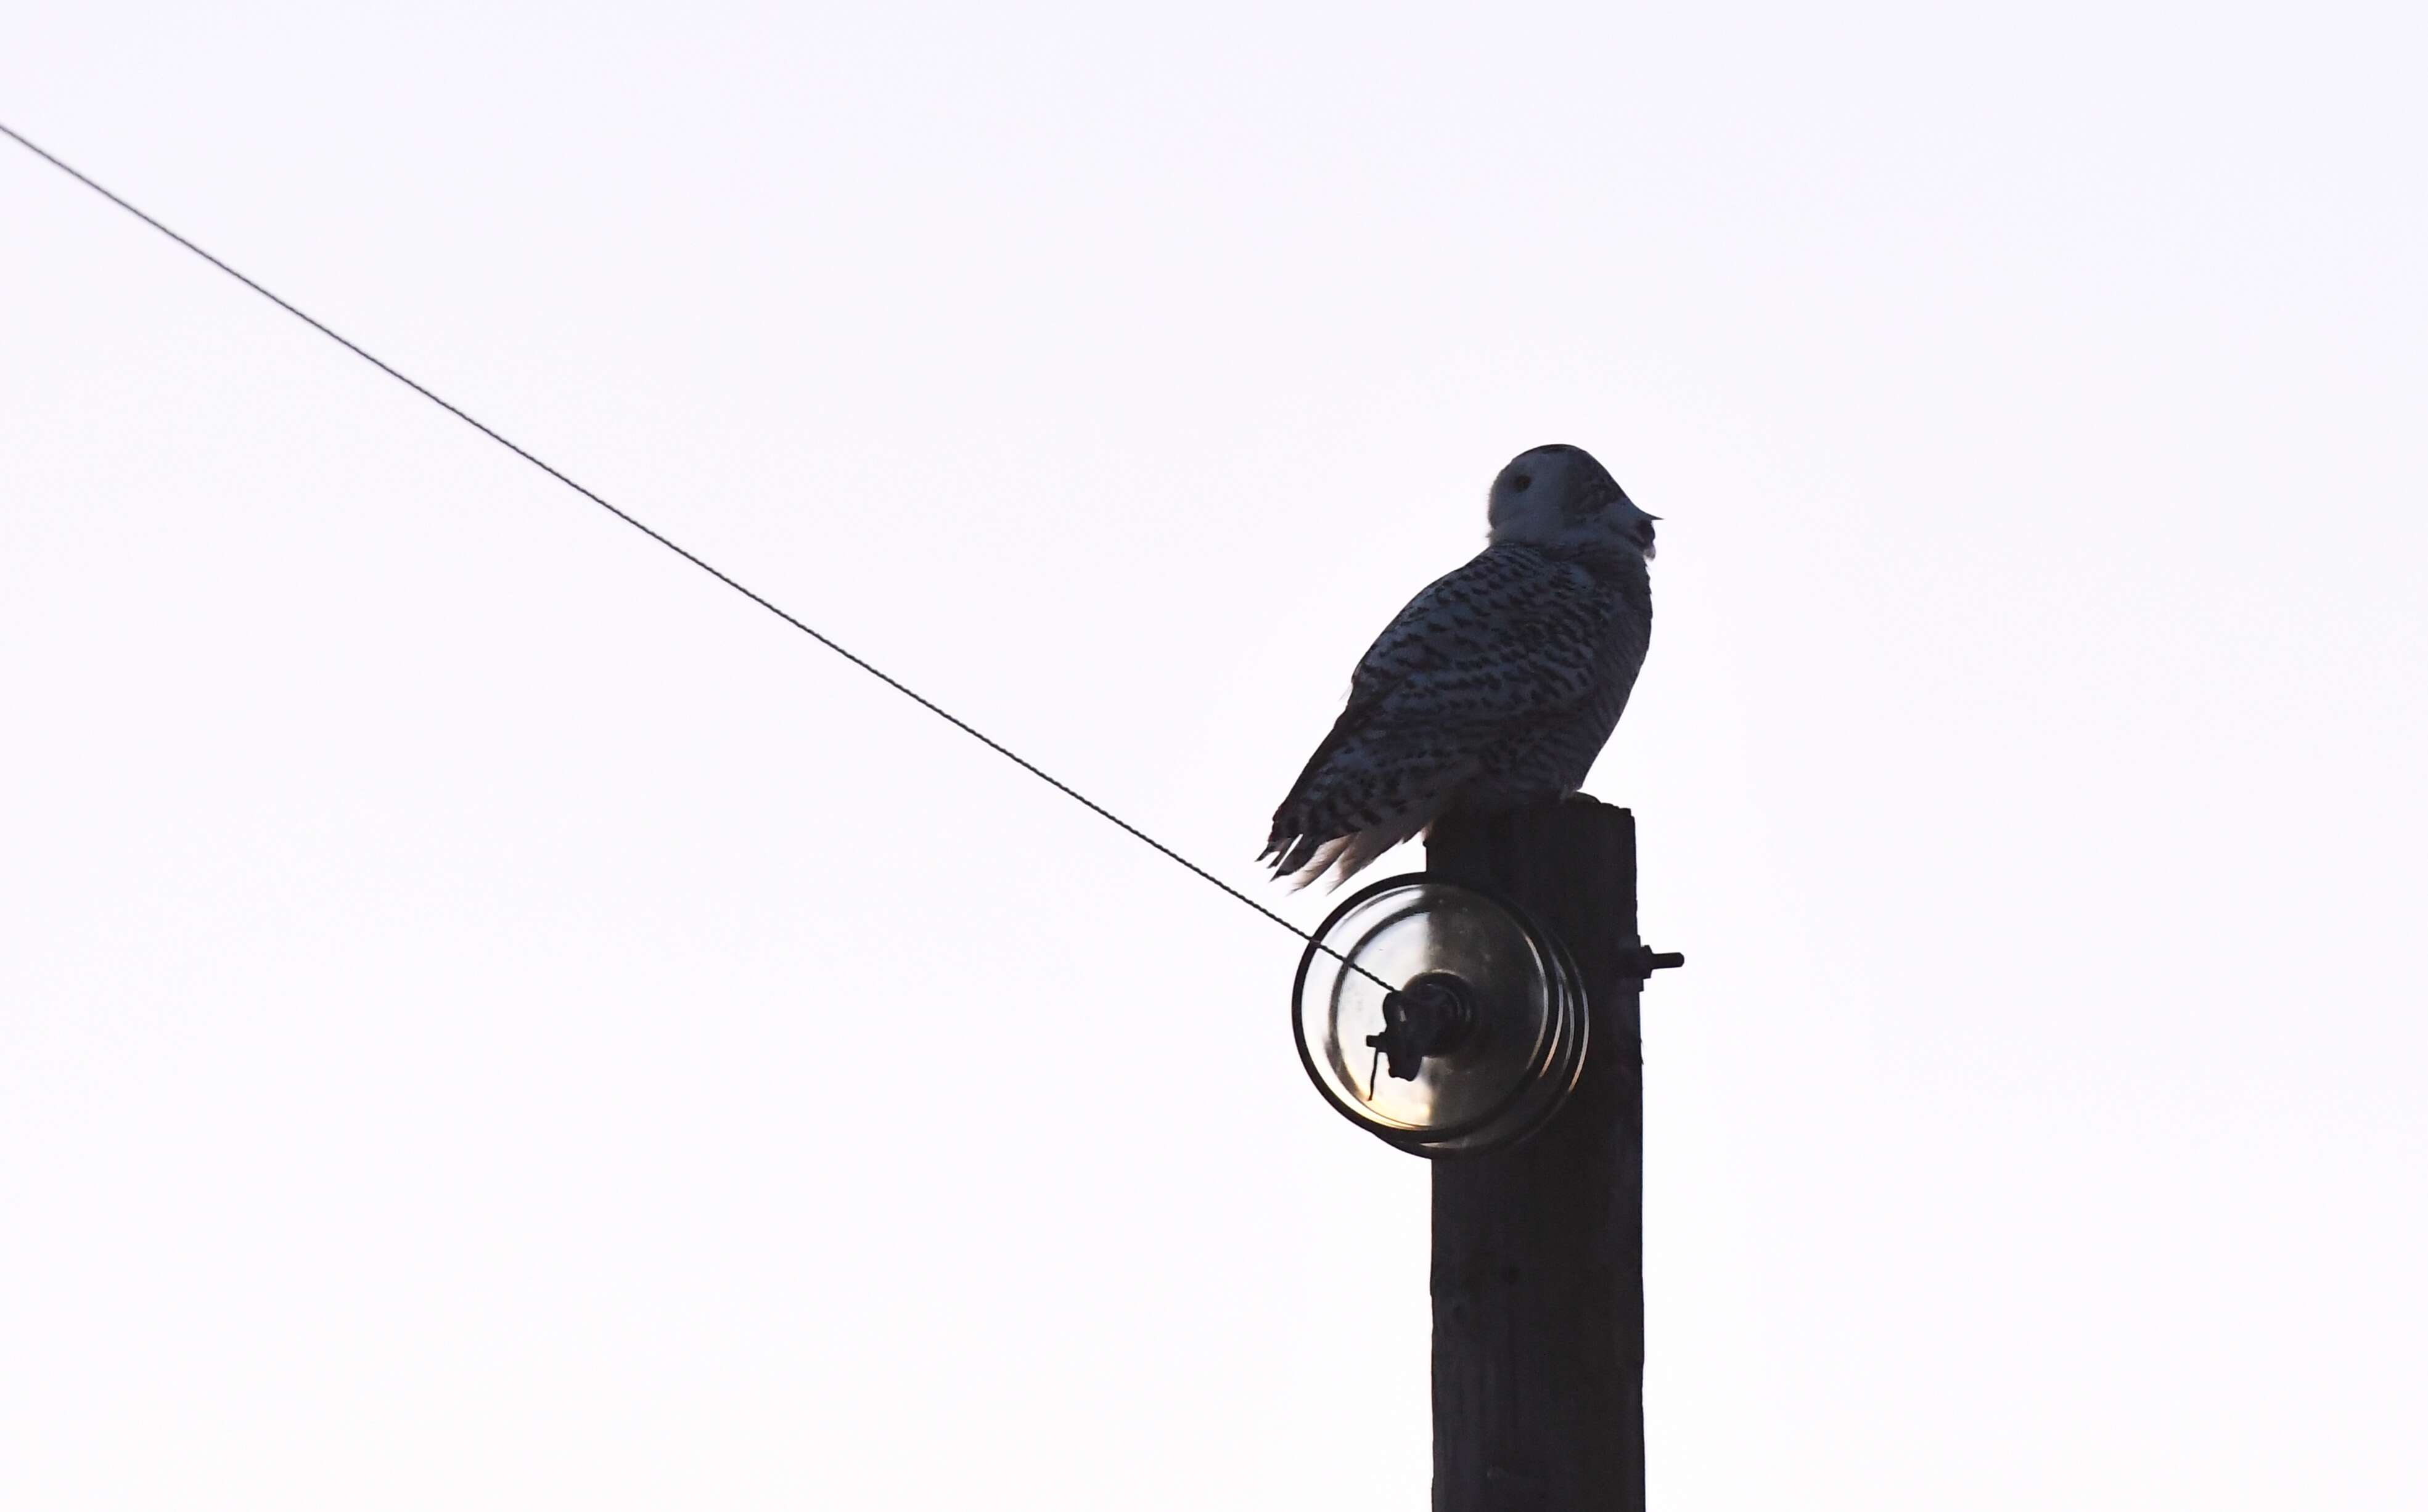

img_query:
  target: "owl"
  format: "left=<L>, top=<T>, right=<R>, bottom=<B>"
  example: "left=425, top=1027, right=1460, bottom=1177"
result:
left=1263, top=444, right=1657, bottom=889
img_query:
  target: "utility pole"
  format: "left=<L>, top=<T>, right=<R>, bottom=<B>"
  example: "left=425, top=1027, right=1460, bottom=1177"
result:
left=1426, top=795, right=1653, bottom=1512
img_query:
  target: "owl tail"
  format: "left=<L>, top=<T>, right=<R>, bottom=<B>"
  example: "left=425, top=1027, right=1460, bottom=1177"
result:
left=1278, top=810, right=1432, bottom=893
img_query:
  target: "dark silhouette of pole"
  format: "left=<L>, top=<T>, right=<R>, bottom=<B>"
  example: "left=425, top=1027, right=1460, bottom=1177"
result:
left=1427, top=795, right=1650, bottom=1512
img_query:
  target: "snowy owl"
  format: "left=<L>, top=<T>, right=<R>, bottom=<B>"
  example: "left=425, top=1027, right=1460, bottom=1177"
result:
left=1262, top=444, right=1657, bottom=889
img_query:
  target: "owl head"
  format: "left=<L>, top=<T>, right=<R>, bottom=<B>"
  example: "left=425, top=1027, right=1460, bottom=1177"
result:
left=1486, top=444, right=1657, bottom=560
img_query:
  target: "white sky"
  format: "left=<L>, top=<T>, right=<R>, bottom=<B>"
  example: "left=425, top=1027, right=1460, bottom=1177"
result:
left=5, top=4, right=2424, bottom=1507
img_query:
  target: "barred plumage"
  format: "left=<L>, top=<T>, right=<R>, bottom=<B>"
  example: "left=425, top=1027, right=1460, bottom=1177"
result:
left=1263, top=445, right=1657, bottom=888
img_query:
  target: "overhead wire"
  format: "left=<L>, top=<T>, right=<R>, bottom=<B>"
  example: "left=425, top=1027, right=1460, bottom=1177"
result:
left=0, top=119, right=1396, bottom=994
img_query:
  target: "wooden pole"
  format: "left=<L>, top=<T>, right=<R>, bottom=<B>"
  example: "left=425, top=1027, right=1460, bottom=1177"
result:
left=1427, top=795, right=1644, bottom=1512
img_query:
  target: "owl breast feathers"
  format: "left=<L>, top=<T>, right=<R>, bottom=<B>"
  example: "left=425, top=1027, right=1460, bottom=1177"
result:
left=1262, top=452, right=1655, bottom=890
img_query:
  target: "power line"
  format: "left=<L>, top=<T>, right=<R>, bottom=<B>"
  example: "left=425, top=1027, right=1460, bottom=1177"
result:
left=0, top=119, right=1386, bottom=991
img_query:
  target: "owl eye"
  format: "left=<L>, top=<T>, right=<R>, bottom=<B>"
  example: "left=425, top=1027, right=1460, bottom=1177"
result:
left=1511, top=473, right=1533, bottom=492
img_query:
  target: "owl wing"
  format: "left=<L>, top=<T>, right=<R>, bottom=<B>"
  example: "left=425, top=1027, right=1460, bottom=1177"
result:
left=1264, top=544, right=1610, bottom=877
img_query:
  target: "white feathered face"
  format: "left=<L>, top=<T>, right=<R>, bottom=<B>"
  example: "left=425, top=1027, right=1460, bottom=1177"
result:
left=1486, top=444, right=1658, bottom=560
